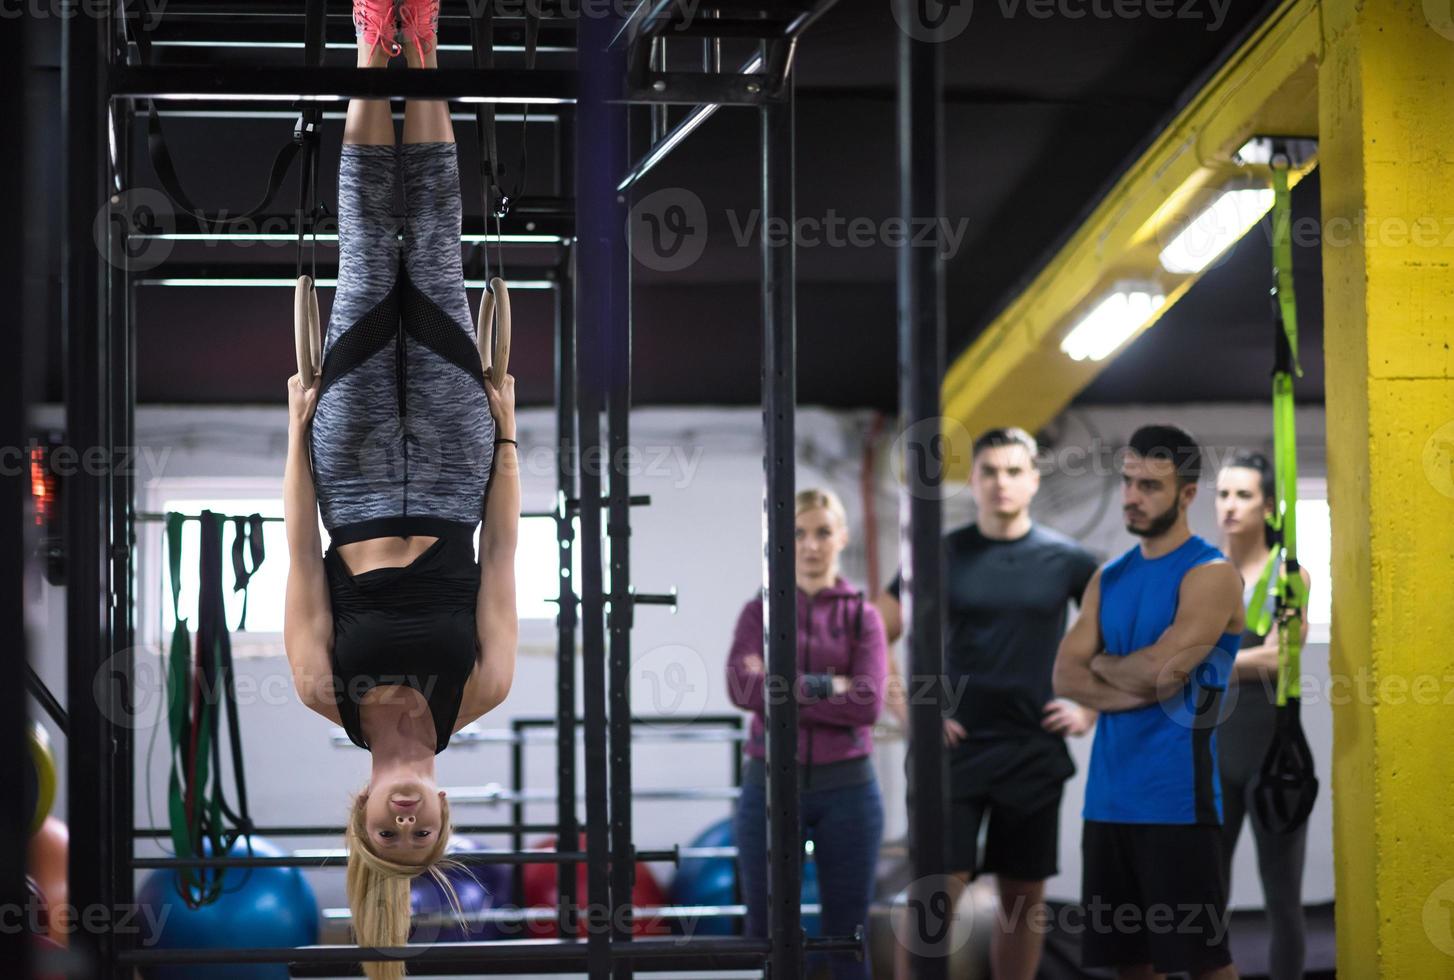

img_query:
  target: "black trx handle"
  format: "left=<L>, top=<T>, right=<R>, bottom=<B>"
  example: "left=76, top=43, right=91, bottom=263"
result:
left=1253, top=698, right=1319, bottom=833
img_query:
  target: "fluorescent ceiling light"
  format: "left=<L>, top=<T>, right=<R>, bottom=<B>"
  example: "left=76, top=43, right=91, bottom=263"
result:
left=151, top=110, right=545, bottom=122
left=1157, top=187, right=1274, bottom=275
left=150, top=93, right=570, bottom=106
left=152, top=41, right=569, bottom=54
left=1060, top=287, right=1165, bottom=362
left=140, top=277, right=557, bottom=289
left=139, top=233, right=565, bottom=244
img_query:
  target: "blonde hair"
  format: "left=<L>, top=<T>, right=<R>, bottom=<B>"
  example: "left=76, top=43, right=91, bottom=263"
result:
left=795, top=487, right=848, bottom=528
left=345, top=791, right=465, bottom=980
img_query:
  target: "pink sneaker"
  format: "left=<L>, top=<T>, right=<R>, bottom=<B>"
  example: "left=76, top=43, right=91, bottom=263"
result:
left=398, top=0, right=440, bottom=61
left=354, top=0, right=401, bottom=59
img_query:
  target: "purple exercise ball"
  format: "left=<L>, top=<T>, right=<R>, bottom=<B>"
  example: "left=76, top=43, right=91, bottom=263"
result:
left=409, top=837, right=511, bottom=942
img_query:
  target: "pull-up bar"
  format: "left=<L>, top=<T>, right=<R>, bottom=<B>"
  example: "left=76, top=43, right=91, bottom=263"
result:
left=119, top=934, right=865, bottom=970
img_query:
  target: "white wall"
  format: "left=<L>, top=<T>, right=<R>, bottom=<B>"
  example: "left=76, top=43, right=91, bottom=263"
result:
left=24, top=401, right=1333, bottom=920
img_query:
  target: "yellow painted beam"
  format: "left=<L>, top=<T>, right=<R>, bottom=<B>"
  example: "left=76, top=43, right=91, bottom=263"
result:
left=941, top=0, right=1321, bottom=467
left=1318, top=2, right=1454, bottom=976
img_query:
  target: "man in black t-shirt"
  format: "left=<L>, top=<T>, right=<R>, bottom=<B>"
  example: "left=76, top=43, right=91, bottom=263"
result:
left=876, top=427, right=1098, bottom=980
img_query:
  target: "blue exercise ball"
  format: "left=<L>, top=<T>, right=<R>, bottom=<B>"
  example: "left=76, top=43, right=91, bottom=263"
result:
left=137, top=835, right=318, bottom=980
left=670, top=819, right=821, bottom=937
left=410, top=837, right=510, bottom=942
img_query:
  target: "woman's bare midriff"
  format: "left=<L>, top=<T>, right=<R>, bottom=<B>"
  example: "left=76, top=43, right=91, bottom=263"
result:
left=336, top=535, right=440, bottom=576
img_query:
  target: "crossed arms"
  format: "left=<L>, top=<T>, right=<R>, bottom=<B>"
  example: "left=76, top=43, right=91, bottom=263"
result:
left=1051, top=561, right=1244, bottom=712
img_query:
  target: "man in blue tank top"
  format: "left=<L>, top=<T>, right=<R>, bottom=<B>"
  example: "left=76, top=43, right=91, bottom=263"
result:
left=1053, top=424, right=1245, bottom=979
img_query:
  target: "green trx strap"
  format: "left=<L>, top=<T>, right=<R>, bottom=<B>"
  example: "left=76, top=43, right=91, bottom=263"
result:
left=1266, top=161, right=1309, bottom=704
left=1244, top=547, right=1279, bottom=638
left=1252, top=155, right=1318, bottom=835
left=1270, top=164, right=1303, bottom=381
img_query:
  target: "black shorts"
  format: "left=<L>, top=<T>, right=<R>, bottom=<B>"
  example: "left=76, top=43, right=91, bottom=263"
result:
left=949, top=792, right=1061, bottom=882
left=1079, top=821, right=1232, bottom=974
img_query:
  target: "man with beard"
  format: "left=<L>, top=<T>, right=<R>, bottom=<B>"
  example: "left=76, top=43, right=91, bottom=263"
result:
left=1053, top=424, right=1244, bottom=980
left=876, top=427, right=1098, bottom=980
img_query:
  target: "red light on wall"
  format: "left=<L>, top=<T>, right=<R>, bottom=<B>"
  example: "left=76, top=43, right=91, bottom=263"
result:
left=30, top=444, right=54, bottom=526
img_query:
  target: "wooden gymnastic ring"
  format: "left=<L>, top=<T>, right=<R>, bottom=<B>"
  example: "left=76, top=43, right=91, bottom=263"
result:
left=478, top=276, right=511, bottom=383
left=294, top=275, right=321, bottom=386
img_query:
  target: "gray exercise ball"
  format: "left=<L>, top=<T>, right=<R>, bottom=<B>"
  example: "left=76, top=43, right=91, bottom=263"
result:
left=868, top=881, right=994, bottom=979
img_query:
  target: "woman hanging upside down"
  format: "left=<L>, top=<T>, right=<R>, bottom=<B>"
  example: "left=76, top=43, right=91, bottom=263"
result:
left=282, top=0, right=518, bottom=972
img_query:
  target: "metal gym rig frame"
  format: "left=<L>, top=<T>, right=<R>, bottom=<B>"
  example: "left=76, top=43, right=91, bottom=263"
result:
left=25, top=0, right=952, bottom=976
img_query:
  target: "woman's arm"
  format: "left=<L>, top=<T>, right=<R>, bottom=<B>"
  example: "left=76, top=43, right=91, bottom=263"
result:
left=282, top=376, right=339, bottom=722
left=1232, top=566, right=1312, bottom=684
left=467, top=374, right=520, bottom=721
left=798, top=600, right=888, bottom=728
left=725, top=600, right=767, bottom=712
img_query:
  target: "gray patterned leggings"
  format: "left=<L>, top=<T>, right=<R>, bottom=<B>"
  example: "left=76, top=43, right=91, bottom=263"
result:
left=309, top=142, right=495, bottom=545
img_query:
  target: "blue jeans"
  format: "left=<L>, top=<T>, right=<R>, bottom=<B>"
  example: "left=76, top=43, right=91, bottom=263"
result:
left=734, top=776, right=884, bottom=980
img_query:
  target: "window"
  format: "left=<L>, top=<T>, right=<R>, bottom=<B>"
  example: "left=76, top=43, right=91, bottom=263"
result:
left=140, top=481, right=296, bottom=657
left=140, top=479, right=577, bottom=657
left=1294, top=492, right=1332, bottom=643
left=516, top=515, right=581, bottom=621
left=158, top=496, right=290, bottom=636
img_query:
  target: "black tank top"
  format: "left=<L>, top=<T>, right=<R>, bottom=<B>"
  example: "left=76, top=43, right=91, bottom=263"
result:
left=325, top=530, right=480, bottom=753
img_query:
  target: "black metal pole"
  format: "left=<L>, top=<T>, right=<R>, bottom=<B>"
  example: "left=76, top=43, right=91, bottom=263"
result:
left=762, top=67, right=803, bottom=980
left=554, top=243, right=581, bottom=937
left=122, top=934, right=863, bottom=971
left=1, top=12, right=30, bottom=978
left=64, top=0, right=119, bottom=975
left=510, top=716, right=526, bottom=906
left=135, top=823, right=566, bottom=838
left=111, top=33, right=139, bottom=976
left=132, top=849, right=679, bottom=870
left=576, top=10, right=621, bottom=976
left=108, top=65, right=577, bottom=102
left=897, top=4, right=950, bottom=976
left=606, top=60, right=637, bottom=980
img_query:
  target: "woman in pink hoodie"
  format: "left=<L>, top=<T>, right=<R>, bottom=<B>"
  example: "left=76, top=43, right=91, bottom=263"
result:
left=726, top=487, right=888, bottom=980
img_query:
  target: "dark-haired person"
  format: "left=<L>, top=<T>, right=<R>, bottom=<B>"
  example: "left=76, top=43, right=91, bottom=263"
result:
left=875, top=427, right=1098, bottom=980
left=1214, top=452, right=1312, bottom=980
left=1053, top=424, right=1243, bottom=980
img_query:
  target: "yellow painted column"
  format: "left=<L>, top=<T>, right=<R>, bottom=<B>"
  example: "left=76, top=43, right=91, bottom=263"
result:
left=1319, top=1, right=1454, bottom=976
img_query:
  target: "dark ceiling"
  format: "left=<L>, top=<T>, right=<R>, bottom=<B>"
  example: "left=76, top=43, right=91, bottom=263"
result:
left=21, top=0, right=1323, bottom=415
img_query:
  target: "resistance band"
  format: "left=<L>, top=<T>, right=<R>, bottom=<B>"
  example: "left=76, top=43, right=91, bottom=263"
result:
left=1251, top=157, right=1318, bottom=835
left=165, top=512, right=254, bottom=907
left=125, top=0, right=329, bottom=232
left=466, top=3, right=536, bottom=380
